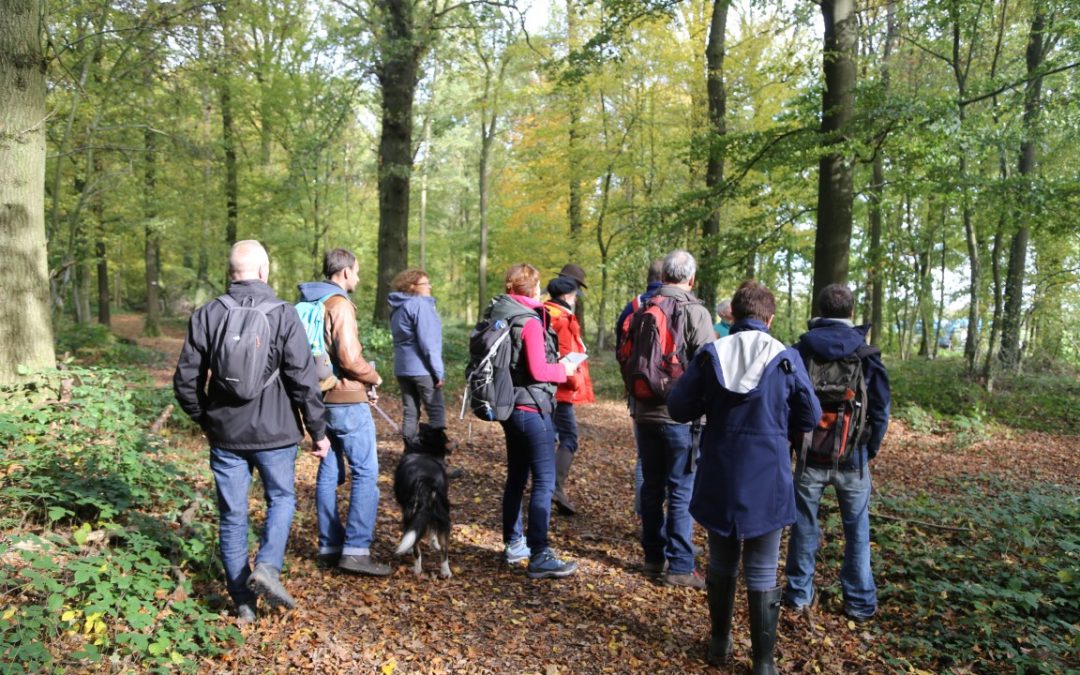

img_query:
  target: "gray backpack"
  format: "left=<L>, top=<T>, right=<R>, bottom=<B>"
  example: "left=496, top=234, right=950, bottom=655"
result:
left=211, top=295, right=285, bottom=400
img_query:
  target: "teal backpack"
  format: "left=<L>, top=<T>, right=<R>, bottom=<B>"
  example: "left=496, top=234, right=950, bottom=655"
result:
left=295, top=295, right=338, bottom=391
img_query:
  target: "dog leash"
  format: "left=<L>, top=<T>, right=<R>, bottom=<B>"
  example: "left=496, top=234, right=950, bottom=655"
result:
left=367, top=360, right=401, bottom=434
left=370, top=400, right=400, bottom=434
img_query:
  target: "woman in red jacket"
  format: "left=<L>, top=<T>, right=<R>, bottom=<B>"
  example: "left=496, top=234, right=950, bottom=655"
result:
left=543, top=270, right=595, bottom=515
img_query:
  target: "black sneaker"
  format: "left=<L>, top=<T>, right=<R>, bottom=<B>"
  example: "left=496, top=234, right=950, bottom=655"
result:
left=316, top=551, right=342, bottom=568
left=235, top=602, right=256, bottom=624
left=526, top=549, right=578, bottom=579
left=338, top=554, right=392, bottom=576
left=642, top=559, right=667, bottom=578
left=247, top=564, right=296, bottom=609
left=845, top=610, right=876, bottom=625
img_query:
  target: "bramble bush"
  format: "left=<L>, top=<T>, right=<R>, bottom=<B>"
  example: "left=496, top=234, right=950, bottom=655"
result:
left=0, top=368, right=238, bottom=672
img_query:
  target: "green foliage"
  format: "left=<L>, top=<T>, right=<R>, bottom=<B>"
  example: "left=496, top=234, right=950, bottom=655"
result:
left=866, top=478, right=1080, bottom=672
left=889, top=358, right=1079, bottom=436
left=0, top=369, right=236, bottom=670
left=53, top=320, right=165, bottom=369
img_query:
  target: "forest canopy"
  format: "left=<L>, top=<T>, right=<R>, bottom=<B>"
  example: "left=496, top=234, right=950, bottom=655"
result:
left=13, top=0, right=1080, bottom=374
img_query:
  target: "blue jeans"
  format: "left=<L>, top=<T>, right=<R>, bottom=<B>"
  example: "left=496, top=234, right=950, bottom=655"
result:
left=210, top=445, right=297, bottom=605
left=398, top=375, right=446, bottom=443
left=500, top=409, right=556, bottom=554
left=708, top=528, right=782, bottom=591
left=635, top=422, right=696, bottom=575
left=315, top=403, right=379, bottom=556
left=784, top=461, right=877, bottom=618
left=553, top=401, right=578, bottom=453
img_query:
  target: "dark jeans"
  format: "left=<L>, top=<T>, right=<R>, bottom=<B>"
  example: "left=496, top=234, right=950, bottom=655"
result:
left=398, top=375, right=446, bottom=443
left=707, top=528, right=783, bottom=591
left=500, top=409, right=556, bottom=554
left=552, top=401, right=579, bottom=453
left=635, top=422, right=696, bottom=574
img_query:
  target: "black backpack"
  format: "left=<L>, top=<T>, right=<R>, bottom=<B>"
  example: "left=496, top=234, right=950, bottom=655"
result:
left=461, top=309, right=531, bottom=422
left=799, top=344, right=878, bottom=468
left=210, top=295, right=286, bottom=400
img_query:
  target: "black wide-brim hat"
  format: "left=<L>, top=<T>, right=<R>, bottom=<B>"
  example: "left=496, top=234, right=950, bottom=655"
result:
left=557, top=263, right=587, bottom=289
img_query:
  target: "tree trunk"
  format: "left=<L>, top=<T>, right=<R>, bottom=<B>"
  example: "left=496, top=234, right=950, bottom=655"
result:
left=566, top=0, right=583, bottom=237
left=373, top=0, right=418, bottom=324
left=481, top=120, right=494, bottom=315
left=0, top=0, right=56, bottom=381
left=867, top=0, right=896, bottom=347
left=700, top=0, right=728, bottom=313
left=1000, top=7, right=1044, bottom=370
left=144, top=120, right=161, bottom=336
left=812, top=0, right=857, bottom=302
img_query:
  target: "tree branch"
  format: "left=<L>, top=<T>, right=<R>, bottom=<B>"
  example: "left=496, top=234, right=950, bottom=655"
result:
left=960, top=60, right=1080, bottom=107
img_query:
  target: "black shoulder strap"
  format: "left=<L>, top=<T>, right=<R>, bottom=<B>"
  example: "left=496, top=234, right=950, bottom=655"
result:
left=855, top=344, right=880, bottom=360
left=218, top=294, right=238, bottom=309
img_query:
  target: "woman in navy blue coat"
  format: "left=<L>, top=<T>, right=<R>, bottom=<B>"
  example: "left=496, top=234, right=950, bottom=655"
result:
left=669, top=281, right=820, bottom=674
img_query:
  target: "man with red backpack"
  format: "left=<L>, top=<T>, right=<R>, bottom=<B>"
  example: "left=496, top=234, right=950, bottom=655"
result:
left=619, top=250, right=716, bottom=588
left=783, top=284, right=891, bottom=624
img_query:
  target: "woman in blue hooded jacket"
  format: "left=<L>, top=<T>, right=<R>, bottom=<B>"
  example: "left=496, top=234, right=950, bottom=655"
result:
left=388, top=269, right=445, bottom=446
left=668, top=280, right=821, bottom=675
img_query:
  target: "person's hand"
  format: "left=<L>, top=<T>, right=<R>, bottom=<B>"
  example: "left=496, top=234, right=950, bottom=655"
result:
left=310, top=436, right=330, bottom=459
left=562, top=361, right=578, bottom=377
left=367, top=386, right=379, bottom=404
left=373, top=373, right=383, bottom=387
left=435, top=379, right=444, bottom=389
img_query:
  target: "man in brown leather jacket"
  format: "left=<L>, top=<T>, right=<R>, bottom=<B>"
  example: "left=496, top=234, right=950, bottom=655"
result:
left=298, top=248, right=391, bottom=576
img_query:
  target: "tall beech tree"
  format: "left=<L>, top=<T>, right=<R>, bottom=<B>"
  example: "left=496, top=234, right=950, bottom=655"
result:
left=700, top=0, right=728, bottom=312
left=812, top=0, right=858, bottom=303
left=1000, top=4, right=1048, bottom=370
left=0, top=0, right=56, bottom=381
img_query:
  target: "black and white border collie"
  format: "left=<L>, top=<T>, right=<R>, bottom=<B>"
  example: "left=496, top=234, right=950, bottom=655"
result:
left=393, top=424, right=453, bottom=578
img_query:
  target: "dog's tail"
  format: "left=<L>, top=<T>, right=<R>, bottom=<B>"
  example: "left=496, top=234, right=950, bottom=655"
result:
left=396, top=485, right=441, bottom=555
left=395, top=529, right=418, bottom=555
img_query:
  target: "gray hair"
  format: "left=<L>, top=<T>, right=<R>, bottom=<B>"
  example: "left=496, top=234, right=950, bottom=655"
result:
left=662, top=249, right=696, bottom=284
left=715, top=299, right=732, bottom=315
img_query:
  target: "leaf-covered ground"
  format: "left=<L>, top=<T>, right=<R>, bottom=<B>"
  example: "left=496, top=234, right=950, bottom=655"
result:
left=111, top=315, right=1078, bottom=673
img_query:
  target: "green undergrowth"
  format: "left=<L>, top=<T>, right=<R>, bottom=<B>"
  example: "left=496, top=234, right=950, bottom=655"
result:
left=54, top=320, right=166, bottom=369
left=807, top=475, right=1079, bottom=673
left=888, top=358, right=1079, bottom=437
left=0, top=368, right=237, bottom=672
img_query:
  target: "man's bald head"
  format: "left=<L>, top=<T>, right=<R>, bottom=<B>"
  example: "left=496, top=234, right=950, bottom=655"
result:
left=228, top=240, right=270, bottom=282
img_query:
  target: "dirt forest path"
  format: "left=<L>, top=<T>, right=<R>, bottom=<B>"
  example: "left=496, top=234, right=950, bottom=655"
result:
left=116, top=315, right=1079, bottom=673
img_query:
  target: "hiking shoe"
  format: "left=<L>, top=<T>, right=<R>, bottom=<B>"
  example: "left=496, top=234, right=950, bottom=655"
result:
left=845, top=610, right=876, bottom=625
left=666, top=569, right=706, bottom=589
left=526, top=549, right=578, bottom=579
left=642, top=559, right=667, bottom=578
left=316, top=551, right=342, bottom=568
left=338, top=554, right=392, bottom=576
left=235, top=602, right=256, bottom=624
left=504, top=537, right=530, bottom=564
left=247, top=564, right=296, bottom=609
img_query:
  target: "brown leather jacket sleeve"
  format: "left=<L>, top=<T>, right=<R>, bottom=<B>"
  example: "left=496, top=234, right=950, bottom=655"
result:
left=325, top=295, right=380, bottom=385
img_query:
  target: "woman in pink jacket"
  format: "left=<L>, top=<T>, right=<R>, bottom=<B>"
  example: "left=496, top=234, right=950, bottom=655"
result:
left=485, top=264, right=579, bottom=579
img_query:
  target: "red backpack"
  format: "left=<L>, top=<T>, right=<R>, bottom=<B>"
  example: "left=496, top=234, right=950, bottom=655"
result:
left=617, top=295, right=690, bottom=403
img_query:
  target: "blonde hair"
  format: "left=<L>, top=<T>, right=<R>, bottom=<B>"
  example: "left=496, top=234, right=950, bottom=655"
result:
left=504, top=264, right=540, bottom=296
left=392, top=268, right=429, bottom=293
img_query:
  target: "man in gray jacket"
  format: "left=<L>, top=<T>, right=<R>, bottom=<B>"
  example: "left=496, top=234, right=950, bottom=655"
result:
left=174, top=240, right=330, bottom=623
left=627, top=249, right=716, bottom=588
